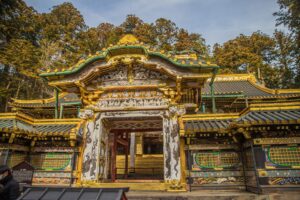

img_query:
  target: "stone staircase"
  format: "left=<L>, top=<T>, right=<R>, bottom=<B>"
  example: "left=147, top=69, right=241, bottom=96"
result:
left=116, top=154, right=163, bottom=178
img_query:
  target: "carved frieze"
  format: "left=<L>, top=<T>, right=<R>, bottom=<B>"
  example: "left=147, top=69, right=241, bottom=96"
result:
left=86, top=63, right=173, bottom=88
left=133, top=64, right=168, bottom=80
left=95, top=90, right=169, bottom=110
left=97, top=65, right=127, bottom=86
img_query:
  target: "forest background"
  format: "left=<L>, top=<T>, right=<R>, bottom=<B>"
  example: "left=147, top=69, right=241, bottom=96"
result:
left=0, top=0, right=299, bottom=111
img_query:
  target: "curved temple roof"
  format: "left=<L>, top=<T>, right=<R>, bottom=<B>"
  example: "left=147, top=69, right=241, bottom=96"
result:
left=237, top=109, right=300, bottom=125
left=185, top=119, right=233, bottom=133
left=0, top=112, right=82, bottom=137
left=182, top=102, right=300, bottom=134
left=203, top=74, right=300, bottom=98
left=39, top=34, right=218, bottom=78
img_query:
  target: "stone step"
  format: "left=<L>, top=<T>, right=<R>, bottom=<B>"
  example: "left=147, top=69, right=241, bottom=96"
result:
left=126, top=191, right=300, bottom=200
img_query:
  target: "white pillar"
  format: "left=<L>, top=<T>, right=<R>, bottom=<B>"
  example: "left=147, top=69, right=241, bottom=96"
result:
left=163, top=106, right=185, bottom=182
left=81, top=112, right=101, bottom=181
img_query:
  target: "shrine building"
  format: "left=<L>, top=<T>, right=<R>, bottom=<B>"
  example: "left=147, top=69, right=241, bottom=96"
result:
left=0, top=33, right=300, bottom=193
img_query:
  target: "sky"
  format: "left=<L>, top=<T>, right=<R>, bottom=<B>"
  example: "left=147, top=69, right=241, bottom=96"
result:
left=24, top=0, right=284, bottom=46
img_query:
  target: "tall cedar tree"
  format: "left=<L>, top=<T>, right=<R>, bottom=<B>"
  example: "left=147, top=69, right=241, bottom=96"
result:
left=1, top=1, right=299, bottom=112
left=274, top=0, right=300, bottom=87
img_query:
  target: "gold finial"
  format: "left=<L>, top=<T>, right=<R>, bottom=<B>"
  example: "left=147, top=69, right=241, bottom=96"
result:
left=118, top=34, right=139, bottom=45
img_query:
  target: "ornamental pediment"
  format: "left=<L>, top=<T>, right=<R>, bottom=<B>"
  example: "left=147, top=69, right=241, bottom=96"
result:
left=85, top=62, right=173, bottom=90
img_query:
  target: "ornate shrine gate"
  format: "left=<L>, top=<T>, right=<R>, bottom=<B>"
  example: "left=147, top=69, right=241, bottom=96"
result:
left=71, top=58, right=212, bottom=190
left=80, top=107, right=184, bottom=184
left=74, top=60, right=189, bottom=188
left=39, top=34, right=217, bottom=190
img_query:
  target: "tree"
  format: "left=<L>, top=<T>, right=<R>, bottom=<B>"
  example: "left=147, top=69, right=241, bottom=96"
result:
left=78, top=23, right=115, bottom=55
left=274, top=0, right=300, bottom=39
left=39, top=2, right=87, bottom=69
left=212, top=32, right=277, bottom=87
left=273, top=30, right=295, bottom=88
left=175, top=28, right=208, bottom=55
left=119, top=15, right=157, bottom=46
left=1, top=39, right=41, bottom=76
left=274, top=0, right=300, bottom=87
left=174, top=29, right=190, bottom=51
left=0, top=1, right=90, bottom=111
left=154, top=18, right=178, bottom=51
left=0, top=0, right=50, bottom=112
left=0, top=0, right=38, bottom=47
left=135, top=23, right=157, bottom=46
left=121, top=14, right=143, bottom=31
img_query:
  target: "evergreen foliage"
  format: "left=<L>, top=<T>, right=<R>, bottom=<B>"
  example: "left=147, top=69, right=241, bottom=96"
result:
left=0, top=0, right=299, bottom=111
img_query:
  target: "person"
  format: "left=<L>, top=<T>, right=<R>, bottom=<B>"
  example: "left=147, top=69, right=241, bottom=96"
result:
left=0, top=165, right=20, bottom=200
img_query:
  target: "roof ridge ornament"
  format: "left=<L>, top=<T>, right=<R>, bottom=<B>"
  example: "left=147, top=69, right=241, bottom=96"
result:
left=118, top=33, right=139, bottom=45
left=118, top=23, right=139, bottom=45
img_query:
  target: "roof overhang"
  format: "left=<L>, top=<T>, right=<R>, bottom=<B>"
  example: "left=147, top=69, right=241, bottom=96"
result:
left=0, top=112, right=83, bottom=144
left=181, top=102, right=300, bottom=137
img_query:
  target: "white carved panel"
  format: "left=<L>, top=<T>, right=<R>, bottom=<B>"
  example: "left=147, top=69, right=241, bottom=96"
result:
left=86, top=63, right=173, bottom=88
left=133, top=65, right=168, bottom=80
left=95, top=90, right=169, bottom=110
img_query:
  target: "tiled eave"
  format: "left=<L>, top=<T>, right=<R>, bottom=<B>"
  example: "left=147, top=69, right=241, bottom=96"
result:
left=182, top=103, right=300, bottom=135
left=0, top=112, right=83, bottom=138
left=10, top=93, right=81, bottom=108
